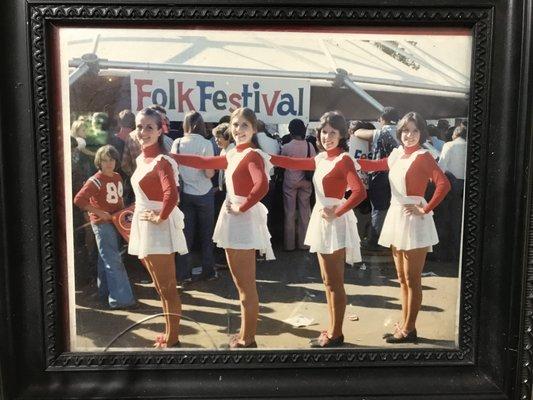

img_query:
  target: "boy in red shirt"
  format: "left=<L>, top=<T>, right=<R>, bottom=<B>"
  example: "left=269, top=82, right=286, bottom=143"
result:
left=74, top=145, right=136, bottom=309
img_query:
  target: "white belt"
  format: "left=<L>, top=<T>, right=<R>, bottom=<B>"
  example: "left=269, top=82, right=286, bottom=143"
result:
left=135, top=199, right=164, bottom=211
left=389, top=195, right=433, bottom=215
left=225, top=194, right=247, bottom=204
left=315, top=196, right=344, bottom=208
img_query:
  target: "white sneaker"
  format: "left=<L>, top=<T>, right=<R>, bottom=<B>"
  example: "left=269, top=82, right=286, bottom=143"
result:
left=191, top=266, right=203, bottom=275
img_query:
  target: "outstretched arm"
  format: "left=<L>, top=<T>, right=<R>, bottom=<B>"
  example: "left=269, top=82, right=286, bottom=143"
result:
left=171, top=153, right=228, bottom=170
left=355, top=128, right=375, bottom=142
left=358, top=157, right=389, bottom=172
left=269, top=154, right=316, bottom=170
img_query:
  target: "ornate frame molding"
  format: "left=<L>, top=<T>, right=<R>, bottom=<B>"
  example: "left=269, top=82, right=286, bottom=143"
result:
left=28, top=3, right=492, bottom=370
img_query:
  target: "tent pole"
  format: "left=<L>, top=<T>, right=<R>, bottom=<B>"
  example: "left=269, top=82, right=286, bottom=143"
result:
left=69, top=63, right=91, bottom=86
left=69, top=34, right=101, bottom=86
left=69, top=58, right=337, bottom=81
left=91, top=33, right=101, bottom=54
left=341, top=74, right=384, bottom=113
left=68, top=58, right=468, bottom=95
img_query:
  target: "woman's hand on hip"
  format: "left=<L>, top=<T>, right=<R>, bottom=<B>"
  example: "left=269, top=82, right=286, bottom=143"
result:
left=140, top=210, right=163, bottom=224
left=403, top=203, right=425, bottom=216
left=226, top=201, right=242, bottom=215
left=320, top=206, right=338, bottom=221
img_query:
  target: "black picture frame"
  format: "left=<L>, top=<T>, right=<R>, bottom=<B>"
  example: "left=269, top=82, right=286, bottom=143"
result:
left=0, top=0, right=532, bottom=399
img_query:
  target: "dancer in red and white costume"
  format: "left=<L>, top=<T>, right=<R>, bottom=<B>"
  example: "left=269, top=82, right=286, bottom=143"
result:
left=358, top=111, right=450, bottom=344
left=128, top=107, right=188, bottom=348
left=270, top=111, right=366, bottom=348
left=172, top=107, right=272, bottom=349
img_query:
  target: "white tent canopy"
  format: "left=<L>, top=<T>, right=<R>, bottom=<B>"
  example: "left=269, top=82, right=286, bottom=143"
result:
left=64, top=27, right=472, bottom=120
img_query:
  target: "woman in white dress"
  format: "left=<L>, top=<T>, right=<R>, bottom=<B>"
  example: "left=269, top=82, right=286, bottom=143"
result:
left=359, top=112, right=451, bottom=343
left=270, top=111, right=367, bottom=348
left=172, top=107, right=273, bottom=349
left=128, top=107, right=188, bottom=348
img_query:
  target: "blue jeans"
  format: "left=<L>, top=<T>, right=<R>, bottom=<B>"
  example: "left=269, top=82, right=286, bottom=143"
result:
left=370, top=206, right=388, bottom=245
left=176, top=191, right=215, bottom=280
left=91, top=223, right=136, bottom=308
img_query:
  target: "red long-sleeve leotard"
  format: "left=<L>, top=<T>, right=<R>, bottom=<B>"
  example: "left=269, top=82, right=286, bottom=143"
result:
left=358, top=145, right=450, bottom=213
left=171, top=143, right=268, bottom=213
left=270, top=147, right=366, bottom=217
left=137, top=143, right=179, bottom=220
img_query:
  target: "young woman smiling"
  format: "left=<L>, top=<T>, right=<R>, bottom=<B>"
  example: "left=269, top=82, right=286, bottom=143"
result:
left=358, top=111, right=451, bottom=344
left=171, top=107, right=273, bottom=349
left=270, top=111, right=366, bottom=348
left=128, top=107, right=188, bottom=348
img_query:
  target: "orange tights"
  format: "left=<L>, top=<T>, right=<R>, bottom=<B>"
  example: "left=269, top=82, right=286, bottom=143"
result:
left=391, top=246, right=428, bottom=333
left=317, top=248, right=346, bottom=339
left=143, top=254, right=181, bottom=346
left=225, top=249, right=258, bottom=346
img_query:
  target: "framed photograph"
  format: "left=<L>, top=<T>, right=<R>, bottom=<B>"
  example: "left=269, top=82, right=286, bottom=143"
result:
left=1, top=1, right=532, bottom=399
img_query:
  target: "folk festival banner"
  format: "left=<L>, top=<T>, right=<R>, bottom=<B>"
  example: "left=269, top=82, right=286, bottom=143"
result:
left=131, top=71, right=311, bottom=123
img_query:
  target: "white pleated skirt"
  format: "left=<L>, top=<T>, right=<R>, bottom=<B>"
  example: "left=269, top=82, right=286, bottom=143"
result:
left=378, top=204, right=439, bottom=251
left=128, top=206, right=188, bottom=259
left=212, top=199, right=275, bottom=260
left=304, top=201, right=362, bottom=265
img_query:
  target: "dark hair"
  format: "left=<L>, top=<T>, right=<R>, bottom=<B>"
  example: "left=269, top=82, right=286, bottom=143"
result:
left=460, top=119, right=468, bottom=128
left=118, top=109, right=135, bottom=130
left=137, top=107, right=163, bottom=129
left=396, top=112, right=429, bottom=145
left=230, top=107, right=261, bottom=149
left=445, top=126, right=455, bottom=142
left=92, top=112, right=110, bottom=131
left=183, top=111, right=206, bottom=137
left=256, top=119, right=266, bottom=133
left=437, top=119, right=450, bottom=131
left=231, top=107, right=258, bottom=131
left=380, top=107, right=399, bottom=124
left=213, top=122, right=232, bottom=142
left=288, top=118, right=307, bottom=139
left=94, top=144, right=120, bottom=170
left=149, top=104, right=167, bottom=115
left=256, top=119, right=276, bottom=140
left=316, top=111, right=349, bottom=152
left=218, top=115, right=231, bottom=124
left=136, top=107, right=167, bottom=153
left=427, top=124, right=440, bottom=139
left=349, top=120, right=375, bottom=132
left=453, top=126, right=467, bottom=139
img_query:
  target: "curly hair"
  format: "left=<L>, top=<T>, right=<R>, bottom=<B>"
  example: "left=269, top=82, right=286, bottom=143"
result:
left=396, top=111, right=428, bottom=146
left=212, top=122, right=232, bottom=142
left=315, top=111, right=349, bottom=152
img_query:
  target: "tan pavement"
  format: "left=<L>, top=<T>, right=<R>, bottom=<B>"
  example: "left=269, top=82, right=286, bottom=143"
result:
left=74, top=247, right=460, bottom=351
